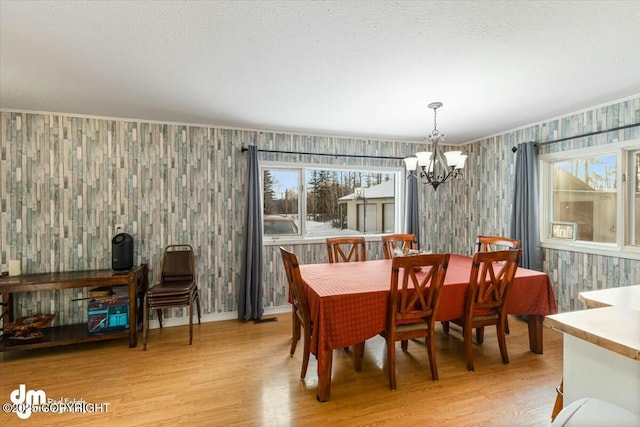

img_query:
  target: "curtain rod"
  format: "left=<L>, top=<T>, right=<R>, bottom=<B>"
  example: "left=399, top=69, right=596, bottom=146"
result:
left=534, top=122, right=640, bottom=148
left=241, top=146, right=405, bottom=160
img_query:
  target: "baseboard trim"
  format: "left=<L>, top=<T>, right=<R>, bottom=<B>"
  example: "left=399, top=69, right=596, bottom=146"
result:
left=146, top=305, right=290, bottom=329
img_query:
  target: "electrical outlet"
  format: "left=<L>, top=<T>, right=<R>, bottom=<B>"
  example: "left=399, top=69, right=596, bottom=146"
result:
left=115, top=224, right=124, bottom=234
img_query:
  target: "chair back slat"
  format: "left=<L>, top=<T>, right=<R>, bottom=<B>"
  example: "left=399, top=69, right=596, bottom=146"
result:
left=468, top=250, right=521, bottom=315
left=475, top=235, right=520, bottom=253
left=389, top=253, right=450, bottom=324
left=326, top=236, right=366, bottom=263
left=381, top=233, right=418, bottom=259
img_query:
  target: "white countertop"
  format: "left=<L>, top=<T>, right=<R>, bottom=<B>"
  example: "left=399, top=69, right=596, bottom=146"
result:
left=578, top=285, right=640, bottom=311
left=544, top=306, right=640, bottom=360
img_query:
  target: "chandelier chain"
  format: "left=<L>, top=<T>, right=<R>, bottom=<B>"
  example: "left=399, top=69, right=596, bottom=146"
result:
left=432, top=107, right=438, bottom=136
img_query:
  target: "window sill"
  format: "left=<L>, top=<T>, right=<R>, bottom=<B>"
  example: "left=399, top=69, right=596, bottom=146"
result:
left=541, top=240, right=640, bottom=261
left=263, top=234, right=386, bottom=246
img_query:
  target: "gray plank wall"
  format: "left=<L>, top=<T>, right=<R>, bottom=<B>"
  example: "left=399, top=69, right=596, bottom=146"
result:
left=1, top=97, right=638, bottom=325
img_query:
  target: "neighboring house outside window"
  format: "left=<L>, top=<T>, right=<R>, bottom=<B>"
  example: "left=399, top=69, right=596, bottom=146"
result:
left=338, top=180, right=396, bottom=234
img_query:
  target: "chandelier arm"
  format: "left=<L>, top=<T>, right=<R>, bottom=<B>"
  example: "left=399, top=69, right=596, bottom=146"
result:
left=435, top=146, right=449, bottom=177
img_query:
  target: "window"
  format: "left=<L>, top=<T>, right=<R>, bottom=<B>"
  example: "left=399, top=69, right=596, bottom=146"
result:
left=263, top=169, right=300, bottom=235
left=261, top=164, right=403, bottom=240
left=629, top=150, right=640, bottom=246
left=539, top=140, right=640, bottom=259
left=551, top=154, right=617, bottom=243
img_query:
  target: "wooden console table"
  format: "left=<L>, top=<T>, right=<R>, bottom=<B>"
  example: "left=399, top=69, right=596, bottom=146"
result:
left=0, top=264, right=148, bottom=351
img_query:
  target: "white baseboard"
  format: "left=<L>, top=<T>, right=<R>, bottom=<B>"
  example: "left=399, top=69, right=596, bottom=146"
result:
left=146, top=305, right=290, bottom=329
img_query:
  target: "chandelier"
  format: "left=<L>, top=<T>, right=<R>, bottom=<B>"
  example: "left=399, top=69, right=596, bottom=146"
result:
left=403, top=102, right=467, bottom=190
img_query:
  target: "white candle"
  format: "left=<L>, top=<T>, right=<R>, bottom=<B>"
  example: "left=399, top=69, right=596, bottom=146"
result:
left=9, top=260, right=21, bottom=276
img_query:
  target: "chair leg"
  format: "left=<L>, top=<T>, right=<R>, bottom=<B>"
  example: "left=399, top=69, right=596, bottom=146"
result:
left=401, top=339, right=408, bottom=352
left=441, top=321, right=450, bottom=334
left=476, top=326, right=485, bottom=344
left=387, top=337, right=397, bottom=390
left=290, top=310, right=300, bottom=356
left=426, top=329, right=439, bottom=381
left=189, top=297, right=194, bottom=345
left=465, top=323, right=475, bottom=371
left=195, top=290, right=201, bottom=324
left=505, top=316, right=510, bottom=334
left=353, top=341, right=365, bottom=372
left=551, top=380, right=564, bottom=421
left=142, top=293, right=149, bottom=351
left=156, top=309, right=164, bottom=328
left=497, top=320, right=510, bottom=364
left=300, top=326, right=311, bottom=379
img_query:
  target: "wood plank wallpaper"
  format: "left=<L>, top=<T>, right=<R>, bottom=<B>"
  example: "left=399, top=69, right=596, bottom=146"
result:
left=1, top=96, right=638, bottom=326
left=0, top=113, right=416, bottom=325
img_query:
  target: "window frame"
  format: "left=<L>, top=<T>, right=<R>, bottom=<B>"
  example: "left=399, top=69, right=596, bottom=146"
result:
left=260, top=161, right=406, bottom=245
left=539, top=139, right=640, bottom=260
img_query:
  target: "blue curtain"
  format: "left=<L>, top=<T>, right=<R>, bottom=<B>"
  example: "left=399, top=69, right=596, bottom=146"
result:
left=239, top=145, right=264, bottom=321
left=405, top=175, right=421, bottom=248
left=510, top=142, right=541, bottom=270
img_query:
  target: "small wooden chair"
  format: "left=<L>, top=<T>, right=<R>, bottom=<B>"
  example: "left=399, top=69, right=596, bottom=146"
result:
left=378, top=253, right=450, bottom=389
left=280, top=247, right=313, bottom=379
left=326, top=236, right=366, bottom=263
left=446, top=249, right=521, bottom=371
left=381, top=233, right=418, bottom=259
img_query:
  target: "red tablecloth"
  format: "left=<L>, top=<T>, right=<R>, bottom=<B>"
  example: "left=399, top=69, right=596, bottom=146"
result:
left=299, top=254, right=557, bottom=373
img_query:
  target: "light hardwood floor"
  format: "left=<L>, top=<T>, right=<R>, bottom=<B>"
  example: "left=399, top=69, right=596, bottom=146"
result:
left=0, top=314, right=563, bottom=426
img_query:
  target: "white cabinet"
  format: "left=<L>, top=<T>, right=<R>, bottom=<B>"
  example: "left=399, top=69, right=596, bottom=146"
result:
left=545, top=306, right=640, bottom=415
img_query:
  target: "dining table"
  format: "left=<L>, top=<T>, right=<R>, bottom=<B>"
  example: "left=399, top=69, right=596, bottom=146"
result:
left=298, top=254, right=558, bottom=401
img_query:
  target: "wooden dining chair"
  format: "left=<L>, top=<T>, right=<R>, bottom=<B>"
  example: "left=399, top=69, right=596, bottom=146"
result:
left=445, top=249, right=521, bottom=371
left=381, top=233, right=418, bottom=259
left=378, top=253, right=450, bottom=390
left=280, top=246, right=312, bottom=379
left=476, top=235, right=520, bottom=253
left=143, top=244, right=201, bottom=350
left=475, top=235, right=520, bottom=334
left=326, top=236, right=367, bottom=352
left=326, top=236, right=366, bottom=263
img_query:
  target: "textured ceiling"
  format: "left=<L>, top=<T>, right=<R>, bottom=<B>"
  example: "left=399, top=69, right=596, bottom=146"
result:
left=1, top=1, right=639, bottom=144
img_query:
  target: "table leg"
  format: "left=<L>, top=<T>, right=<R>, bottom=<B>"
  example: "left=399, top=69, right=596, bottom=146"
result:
left=527, top=314, right=544, bottom=354
left=317, top=348, right=333, bottom=402
left=128, top=267, right=144, bottom=348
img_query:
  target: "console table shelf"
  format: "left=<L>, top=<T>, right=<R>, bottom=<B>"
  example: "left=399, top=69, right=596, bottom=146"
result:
left=0, top=265, right=148, bottom=352
left=0, top=324, right=130, bottom=351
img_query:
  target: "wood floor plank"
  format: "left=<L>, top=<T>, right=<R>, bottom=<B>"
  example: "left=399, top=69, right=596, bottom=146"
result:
left=0, top=314, right=563, bottom=426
